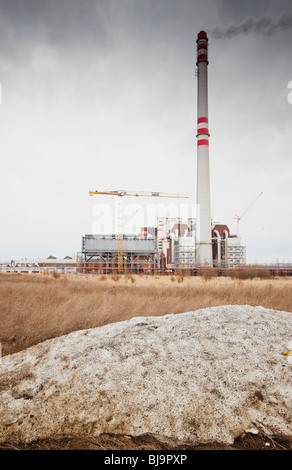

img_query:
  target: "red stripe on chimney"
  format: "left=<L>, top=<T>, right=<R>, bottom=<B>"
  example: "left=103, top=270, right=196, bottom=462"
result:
left=197, top=43, right=207, bottom=50
left=198, top=117, right=208, bottom=124
left=197, top=54, right=208, bottom=61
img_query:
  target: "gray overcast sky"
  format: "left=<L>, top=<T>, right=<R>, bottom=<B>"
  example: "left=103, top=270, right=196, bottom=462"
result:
left=0, top=0, right=292, bottom=263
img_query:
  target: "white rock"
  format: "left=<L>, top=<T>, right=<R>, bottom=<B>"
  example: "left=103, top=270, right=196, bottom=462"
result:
left=0, top=305, right=292, bottom=446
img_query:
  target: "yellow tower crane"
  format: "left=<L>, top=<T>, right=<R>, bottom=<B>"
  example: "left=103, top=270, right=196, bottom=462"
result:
left=89, top=189, right=189, bottom=272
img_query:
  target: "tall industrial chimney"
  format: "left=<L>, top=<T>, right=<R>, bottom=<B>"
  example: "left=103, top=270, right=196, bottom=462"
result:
left=196, top=30, right=212, bottom=266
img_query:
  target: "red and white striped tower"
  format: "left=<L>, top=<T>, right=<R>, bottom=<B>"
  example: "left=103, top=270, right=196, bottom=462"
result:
left=196, top=30, right=212, bottom=266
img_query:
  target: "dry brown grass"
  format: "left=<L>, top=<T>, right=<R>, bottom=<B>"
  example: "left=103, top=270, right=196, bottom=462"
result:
left=1, top=272, right=291, bottom=357
left=1, top=272, right=292, bottom=451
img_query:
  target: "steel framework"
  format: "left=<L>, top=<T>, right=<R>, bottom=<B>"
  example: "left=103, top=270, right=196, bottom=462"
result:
left=79, top=234, right=158, bottom=274
left=89, top=190, right=188, bottom=272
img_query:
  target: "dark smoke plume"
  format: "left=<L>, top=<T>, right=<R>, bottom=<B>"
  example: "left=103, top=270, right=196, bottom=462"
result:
left=212, top=14, right=292, bottom=39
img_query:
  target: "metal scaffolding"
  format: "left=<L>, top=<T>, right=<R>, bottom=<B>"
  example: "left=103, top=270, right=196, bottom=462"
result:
left=78, top=234, right=157, bottom=274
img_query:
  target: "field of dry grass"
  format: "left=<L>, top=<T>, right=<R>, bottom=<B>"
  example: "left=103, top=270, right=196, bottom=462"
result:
left=1, top=272, right=291, bottom=357
left=1, top=271, right=292, bottom=451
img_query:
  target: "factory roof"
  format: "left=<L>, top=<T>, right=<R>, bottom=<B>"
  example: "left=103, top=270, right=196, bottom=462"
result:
left=168, top=223, right=190, bottom=237
left=212, top=224, right=230, bottom=237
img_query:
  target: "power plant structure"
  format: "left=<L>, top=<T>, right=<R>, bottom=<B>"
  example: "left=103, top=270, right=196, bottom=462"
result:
left=196, top=30, right=213, bottom=267
left=88, top=190, right=188, bottom=272
left=5, top=32, right=292, bottom=276
left=79, top=215, right=246, bottom=274
left=78, top=30, right=248, bottom=274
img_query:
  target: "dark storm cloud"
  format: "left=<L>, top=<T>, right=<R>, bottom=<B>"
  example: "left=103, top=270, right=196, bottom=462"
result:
left=212, top=13, right=292, bottom=38
left=0, top=0, right=291, bottom=262
left=0, top=0, right=111, bottom=64
left=0, top=0, right=218, bottom=109
left=0, top=0, right=214, bottom=55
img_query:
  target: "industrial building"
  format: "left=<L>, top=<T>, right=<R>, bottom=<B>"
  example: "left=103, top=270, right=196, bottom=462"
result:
left=1, top=256, right=77, bottom=274
left=0, top=31, right=248, bottom=276
left=174, top=237, right=196, bottom=269
left=79, top=234, right=157, bottom=274
left=212, top=225, right=246, bottom=268
left=80, top=30, right=247, bottom=274
left=78, top=216, right=246, bottom=273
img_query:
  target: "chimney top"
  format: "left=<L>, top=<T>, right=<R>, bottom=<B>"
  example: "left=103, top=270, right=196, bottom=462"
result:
left=197, top=30, right=207, bottom=39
